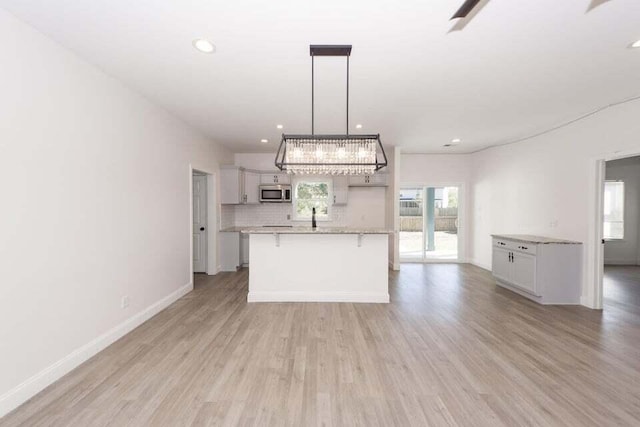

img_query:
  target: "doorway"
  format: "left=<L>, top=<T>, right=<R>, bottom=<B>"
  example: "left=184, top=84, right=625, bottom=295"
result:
left=190, top=166, right=217, bottom=278
left=192, top=172, right=207, bottom=273
left=601, top=156, right=640, bottom=309
left=399, top=185, right=461, bottom=262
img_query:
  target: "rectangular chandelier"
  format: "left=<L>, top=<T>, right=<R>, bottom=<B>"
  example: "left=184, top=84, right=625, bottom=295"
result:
left=275, top=134, right=388, bottom=175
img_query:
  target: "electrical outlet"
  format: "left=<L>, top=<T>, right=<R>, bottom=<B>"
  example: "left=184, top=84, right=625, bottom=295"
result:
left=286, top=214, right=291, bottom=220
left=121, top=295, right=130, bottom=309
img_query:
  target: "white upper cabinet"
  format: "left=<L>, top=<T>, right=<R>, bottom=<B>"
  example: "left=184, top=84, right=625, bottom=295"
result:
left=244, top=171, right=261, bottom=204
left=332, top=176, right=349, bottom=205
left=260, top=173, right=290, bottom=185
left=220, top=166, right=260, bottom=204
left=220, top=166, right=244, bottom=205
left=348, top=173, right=387, bottom=187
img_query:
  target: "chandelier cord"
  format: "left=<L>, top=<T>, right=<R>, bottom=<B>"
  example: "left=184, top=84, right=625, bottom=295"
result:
left=311, top=55, right=314, bottom=135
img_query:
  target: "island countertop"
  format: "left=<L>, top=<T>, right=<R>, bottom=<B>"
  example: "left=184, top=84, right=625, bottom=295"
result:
left=234, top=226, right=393, bottom=234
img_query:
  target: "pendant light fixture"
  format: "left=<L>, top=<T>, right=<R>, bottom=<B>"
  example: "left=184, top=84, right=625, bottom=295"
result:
left=275, top=45, right=387, bottom=175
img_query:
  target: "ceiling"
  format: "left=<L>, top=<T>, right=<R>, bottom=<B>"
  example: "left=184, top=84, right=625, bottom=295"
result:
left=1, top=0, right=639, bottom=153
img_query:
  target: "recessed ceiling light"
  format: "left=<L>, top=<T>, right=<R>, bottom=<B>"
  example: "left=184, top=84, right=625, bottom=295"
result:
left=260, top=139, right=269, bottom=143
left=276, top=124, right=283, bottom=129
left=451, top=138, right=461, bottom=143
left=192, top=38, right=215, bottom=54
left=631, top=39, right=640, bottom=49
left=356, top=124, right=363, bottom=129
left=443, top=143, right=454, bottom=147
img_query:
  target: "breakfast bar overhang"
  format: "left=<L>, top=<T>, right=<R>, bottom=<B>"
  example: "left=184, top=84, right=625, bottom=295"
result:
left=241, top=227, right=391, bottom=303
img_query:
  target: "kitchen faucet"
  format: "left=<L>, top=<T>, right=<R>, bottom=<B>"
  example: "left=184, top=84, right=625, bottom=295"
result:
left=312, top=207, right=317, bottom=229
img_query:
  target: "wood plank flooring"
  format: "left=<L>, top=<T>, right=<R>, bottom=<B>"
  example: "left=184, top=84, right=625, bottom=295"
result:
left=2, top=264, right=640, bottom=426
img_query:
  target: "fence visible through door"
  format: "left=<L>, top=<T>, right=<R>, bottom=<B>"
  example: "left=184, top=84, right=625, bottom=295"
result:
left=399, top=186, right=460, bottom=261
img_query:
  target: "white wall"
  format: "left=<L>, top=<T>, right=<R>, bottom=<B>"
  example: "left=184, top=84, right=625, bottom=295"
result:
left=0, top=9, right=232, bottom=416
left=399, top=154, right=472, bottom=261
left=604, top=157, right=640, bottom=265
left=401, top=154, right=472, bottom=184
left=470, top=99, right=640, bottom=307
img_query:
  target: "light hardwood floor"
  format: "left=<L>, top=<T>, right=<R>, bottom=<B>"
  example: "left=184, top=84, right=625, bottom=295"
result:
left=2, top=264, right=640, bottom=426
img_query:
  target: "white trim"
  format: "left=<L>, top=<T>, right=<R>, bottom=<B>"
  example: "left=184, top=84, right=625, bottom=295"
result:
left=206, top=173, right=217, bottom=275
left=589, top=149, right=640, bottom=310
left=0, top=281, right=193, bottom=418
left=470, top=259, right=492, bottom=271
left=248, top=291, right=389, bottom=303
left=604, top=259, right=640, bottom=265
left=189, top=165, right=218, bottom=276
left=399, top=259, right=468, bottom=264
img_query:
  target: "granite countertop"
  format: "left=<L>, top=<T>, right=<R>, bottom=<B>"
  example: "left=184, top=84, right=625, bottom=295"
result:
left=220, top=227, right=245, bottom=232
left=492, top=234, right=582, bottom=244
left=222, top=226, right=393, bottom=234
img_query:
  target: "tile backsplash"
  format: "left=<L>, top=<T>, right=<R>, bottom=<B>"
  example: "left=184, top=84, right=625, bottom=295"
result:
left=222, top=203, right=347, bottom=228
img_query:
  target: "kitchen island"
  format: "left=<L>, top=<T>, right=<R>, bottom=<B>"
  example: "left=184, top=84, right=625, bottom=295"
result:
left=240, top=227, right=391, bottom=303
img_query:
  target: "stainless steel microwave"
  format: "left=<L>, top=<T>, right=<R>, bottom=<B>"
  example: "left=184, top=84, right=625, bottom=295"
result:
left=259, top=185, right=292, bottom=203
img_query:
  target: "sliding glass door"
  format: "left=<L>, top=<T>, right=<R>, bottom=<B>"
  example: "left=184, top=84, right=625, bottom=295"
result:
left=399, top=186, right=460, bottom=262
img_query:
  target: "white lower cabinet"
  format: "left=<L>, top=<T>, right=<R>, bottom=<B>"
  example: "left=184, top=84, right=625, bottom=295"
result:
left=220, top=232, right=241, bottom=271
left=220, top=232, right=250, bottom=270
left=491, top=236, right=582, bottom=304
left=241, top=234, right=250, bottom=266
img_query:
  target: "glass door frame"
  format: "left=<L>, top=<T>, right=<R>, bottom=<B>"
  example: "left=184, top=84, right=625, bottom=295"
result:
left=399, top=182, right=465, bottom=263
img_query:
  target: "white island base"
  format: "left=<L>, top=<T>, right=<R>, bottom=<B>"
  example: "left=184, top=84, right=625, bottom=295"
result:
left=246, top=231, right=389, bottom=303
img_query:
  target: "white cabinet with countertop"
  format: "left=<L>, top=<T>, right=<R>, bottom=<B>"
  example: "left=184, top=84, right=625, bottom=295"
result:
left=491, top=235, right=582, bottom=304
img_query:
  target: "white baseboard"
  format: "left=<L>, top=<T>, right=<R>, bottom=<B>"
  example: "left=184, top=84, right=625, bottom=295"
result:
left=469, top=259, right=492, bottom=271
left=604, top=260, right=639, bottom=266
left=0, top=281, right=193, bottom=419
left=580, top=296, right=601, bottom=309
left=247, top=291, right=390, bottom=303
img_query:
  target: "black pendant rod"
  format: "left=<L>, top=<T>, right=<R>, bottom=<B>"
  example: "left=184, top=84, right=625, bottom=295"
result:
left=346, top=55, right=350, bottom=136
left=312, top=55, right=315, bottom=135
left=309, top=45, right=352, bottom=137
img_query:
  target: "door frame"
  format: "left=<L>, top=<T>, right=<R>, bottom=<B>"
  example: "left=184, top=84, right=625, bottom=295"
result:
left=399, top=182, right=466, bottom=264
left=192, top=172, right=208, bottom=273
left=591, top=149, right=640, bottom=309
left=189, top=164, right=218, bottom=277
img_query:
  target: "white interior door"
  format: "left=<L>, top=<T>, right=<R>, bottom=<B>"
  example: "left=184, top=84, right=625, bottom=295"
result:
left=193, top=174, right=207, bottom=273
